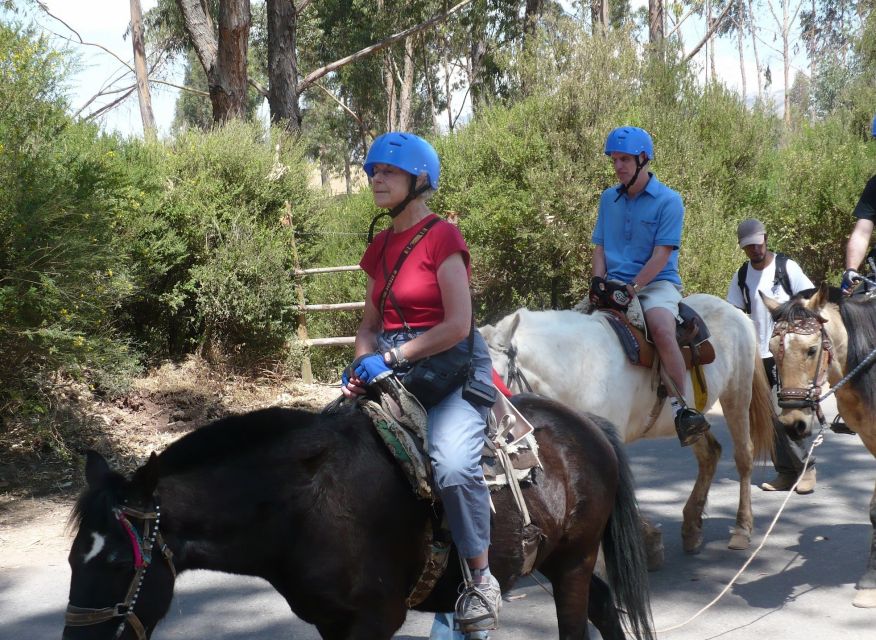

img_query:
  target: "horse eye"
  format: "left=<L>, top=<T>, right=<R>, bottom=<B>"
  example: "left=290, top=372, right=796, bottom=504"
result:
left=807, top=346, right=818, bottom=357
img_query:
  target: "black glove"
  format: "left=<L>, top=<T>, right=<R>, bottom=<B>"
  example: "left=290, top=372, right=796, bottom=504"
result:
left=841, top=268, right=863, bottom=295
left=588, top=276, right=606, bottom=306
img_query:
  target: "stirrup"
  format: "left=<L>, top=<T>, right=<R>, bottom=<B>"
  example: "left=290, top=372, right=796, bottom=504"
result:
left=829, top=414, right=856, bottom=436
left=674, top=407, right=709, bottom=447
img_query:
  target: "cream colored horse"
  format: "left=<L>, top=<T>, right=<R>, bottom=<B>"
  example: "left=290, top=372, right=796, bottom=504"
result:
left=481, top=293, right=774, bottom=554
left=764, top=282, right=876, bottom=608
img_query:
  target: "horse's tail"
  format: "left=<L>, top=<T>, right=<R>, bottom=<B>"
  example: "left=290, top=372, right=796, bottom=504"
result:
left=593, top=416, right=656, bottom=640
left=748, top=350, right=776, bottom=462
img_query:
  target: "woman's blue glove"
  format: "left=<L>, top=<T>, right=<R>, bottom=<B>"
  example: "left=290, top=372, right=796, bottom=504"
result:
left=351, top=353, right=393, bottom=385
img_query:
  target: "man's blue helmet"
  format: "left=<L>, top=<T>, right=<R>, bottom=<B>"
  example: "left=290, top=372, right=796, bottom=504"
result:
left=363, top=132, right=440, bottom=190
left=604, top=126, right=654, bottom=161
left=870, top=114, right=876, bottom=138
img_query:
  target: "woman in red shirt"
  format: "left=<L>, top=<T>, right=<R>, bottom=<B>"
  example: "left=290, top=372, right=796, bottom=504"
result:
left=341, top=132, right=499, bottom=635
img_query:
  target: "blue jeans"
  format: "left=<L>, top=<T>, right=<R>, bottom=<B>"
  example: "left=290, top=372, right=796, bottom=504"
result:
left=378, top=329, right=492, bottom=559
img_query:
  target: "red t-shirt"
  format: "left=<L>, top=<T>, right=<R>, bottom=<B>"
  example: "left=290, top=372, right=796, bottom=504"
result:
left=360, top=214, right=470, bottom=330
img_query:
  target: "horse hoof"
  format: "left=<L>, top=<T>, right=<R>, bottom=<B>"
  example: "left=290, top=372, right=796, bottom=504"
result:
left=853, top=588, right=876, bottom=608
left=682, top=535, right=703, bottom=554
left=727, top=531, right=751, bottom=550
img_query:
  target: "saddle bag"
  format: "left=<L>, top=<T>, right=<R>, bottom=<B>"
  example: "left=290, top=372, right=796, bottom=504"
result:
left=401, top=347, right=472, bottom=410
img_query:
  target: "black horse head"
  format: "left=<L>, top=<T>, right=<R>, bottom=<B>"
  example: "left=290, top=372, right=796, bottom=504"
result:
left=64, top=451, right=175, bottom=640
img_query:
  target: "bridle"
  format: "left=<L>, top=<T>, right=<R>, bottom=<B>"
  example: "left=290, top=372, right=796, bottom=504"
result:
left=772, top=315, right=833, bottom=417
left=503, top=343, right=533, bottom=393
left=65, top=497, right=176, bottom=640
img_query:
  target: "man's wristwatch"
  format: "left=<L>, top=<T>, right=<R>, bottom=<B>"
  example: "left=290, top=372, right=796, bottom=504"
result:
left=384, top=347, right=410, bottom=368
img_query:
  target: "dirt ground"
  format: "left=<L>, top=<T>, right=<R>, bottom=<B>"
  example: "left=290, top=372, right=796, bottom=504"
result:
left=0, top=357, right=340, bottom=570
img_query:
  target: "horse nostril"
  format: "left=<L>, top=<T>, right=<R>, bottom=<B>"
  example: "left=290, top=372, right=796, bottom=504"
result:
left=793, top=420, right=809, bottom=438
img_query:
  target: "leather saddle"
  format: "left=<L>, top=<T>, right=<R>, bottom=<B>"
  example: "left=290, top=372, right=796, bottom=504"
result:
left=602, top=302, right=716, bottom=369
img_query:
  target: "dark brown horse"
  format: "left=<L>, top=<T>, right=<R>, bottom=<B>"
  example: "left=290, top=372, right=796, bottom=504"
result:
left=62, top=394, right=653, bottom=639
left=764, top=283, right=876, bottom=607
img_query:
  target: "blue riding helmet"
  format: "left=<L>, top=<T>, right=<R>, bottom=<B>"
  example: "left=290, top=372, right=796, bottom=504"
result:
left=604, top=126, right=654, bottom=161
left=363, top=132, right=440, bottom=190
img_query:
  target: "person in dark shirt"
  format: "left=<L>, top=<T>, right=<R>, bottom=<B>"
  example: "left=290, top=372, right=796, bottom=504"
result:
left=843, top=116, right=876, bottom=294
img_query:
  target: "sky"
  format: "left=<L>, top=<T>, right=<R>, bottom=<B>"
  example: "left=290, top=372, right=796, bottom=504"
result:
left=9, top=0, right=810, bottom=139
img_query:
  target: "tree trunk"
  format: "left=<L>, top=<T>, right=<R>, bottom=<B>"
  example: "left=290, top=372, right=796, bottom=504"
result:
left=267, top=0, right=302, bottom=131
left=648, top=0, right=664, bottom=45
left=442, top=40, right=453, bottom=132
left=176, top=0, right=250, bottom=124
left=524, top=0, right=544, bottom=41
left=592, top=0, right=608, bottom=35
left=736, top=14, right=747, bottom=102
left=706, top=0, right=712, bottom=82
left=215, top=0, right=250, bottom=122
left=782, top=0, right=791, bottom=124
left=130, top=0, right=156, bottom=140
left=422, top=36, right=440, bottom=132
left=344, top=154, right=352, bottom=196
left=747, top=0, right=763, bottom=99
left=397, top=36, right=416, bottom=132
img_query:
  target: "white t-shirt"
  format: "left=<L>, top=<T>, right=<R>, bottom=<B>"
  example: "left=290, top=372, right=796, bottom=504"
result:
left=726, top=255, right=815, bottom=358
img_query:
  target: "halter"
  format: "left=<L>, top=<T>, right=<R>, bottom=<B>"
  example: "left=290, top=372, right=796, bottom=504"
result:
left=772, top=315, right=833, bottom=413
left=65, top=497, right=176, bottom=640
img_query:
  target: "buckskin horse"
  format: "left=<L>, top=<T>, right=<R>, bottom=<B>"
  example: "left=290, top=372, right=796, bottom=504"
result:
left=763, top=282, right=876, bottom=608
left=62, top=394, right=654, bottom=639
left=481, top=293, right=775, bottom=554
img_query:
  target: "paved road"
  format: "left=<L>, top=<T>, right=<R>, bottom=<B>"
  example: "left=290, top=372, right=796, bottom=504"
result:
left=2, top=397, right=874, bottom=639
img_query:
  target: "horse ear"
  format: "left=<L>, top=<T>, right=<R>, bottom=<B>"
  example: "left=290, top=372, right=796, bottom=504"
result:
left=804, top=281, right=830, bottom=313
left=509, top=312, right=521, bottom=338
left=758, top=290, right=781, bottom=314
left=85, top=450, right=112, bottom=490
left=130, top=452, right=160, bottom=498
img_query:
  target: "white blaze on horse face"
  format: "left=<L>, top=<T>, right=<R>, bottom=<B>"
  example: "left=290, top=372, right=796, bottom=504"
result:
left=82, top=532, right=106, bottom=563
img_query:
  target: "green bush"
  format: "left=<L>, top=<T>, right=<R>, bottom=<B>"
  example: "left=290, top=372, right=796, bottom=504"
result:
left=0, top=25, right=141, bottom=418
left=114, top=121, right=321, bottom=363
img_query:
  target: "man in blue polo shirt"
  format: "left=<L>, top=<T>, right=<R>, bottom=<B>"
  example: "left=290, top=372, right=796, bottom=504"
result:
left=590, top=126, right=709, bottom=446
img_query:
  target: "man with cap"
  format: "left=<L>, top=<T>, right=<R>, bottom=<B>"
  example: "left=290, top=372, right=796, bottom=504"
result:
left=726, top=218, right=818, bottom=493
left=842, top=115, right=876, bottom=295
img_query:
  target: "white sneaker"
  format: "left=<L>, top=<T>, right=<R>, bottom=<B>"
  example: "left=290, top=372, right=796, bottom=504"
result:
left=455, top=575, right=501, bottom=633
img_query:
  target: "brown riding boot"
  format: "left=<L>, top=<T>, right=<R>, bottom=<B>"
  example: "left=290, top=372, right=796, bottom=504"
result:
left=761, top=468, right=816, bottom=494
left=674, top=407, right=710, bottom=447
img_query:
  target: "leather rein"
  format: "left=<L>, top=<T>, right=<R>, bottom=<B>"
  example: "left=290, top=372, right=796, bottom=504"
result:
left=772, top=315, right=833, bottom=414
left=503, top=343, right=533, bottom=393
left=64, top=497, right=176, bottom=640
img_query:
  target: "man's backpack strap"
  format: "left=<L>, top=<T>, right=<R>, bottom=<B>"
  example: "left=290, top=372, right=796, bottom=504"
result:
left=737, top=261, right=750, bottom=314
left=774, top=252, right=792, bottom=297
left=738, top=252, right=793, bottom=314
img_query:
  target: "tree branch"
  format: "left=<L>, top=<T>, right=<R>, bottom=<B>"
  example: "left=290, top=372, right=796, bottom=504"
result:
left=36, top=2, right=135, bottom=73
left=683, top=1, right=735, bottom=63
left=314, top=82, right=363, bottom=126
left=296, top=0, right=473, bottom=93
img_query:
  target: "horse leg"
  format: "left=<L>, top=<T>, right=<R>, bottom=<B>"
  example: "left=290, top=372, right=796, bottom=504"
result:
left=540, top=557, right=595, bottom=639
left=682, top=431, right=721, bottom=553
left=853, top=477, right=876, bottom=608
left=587, top=574, right=626, bottom=640
left=719, top=393, right=756, bottom=550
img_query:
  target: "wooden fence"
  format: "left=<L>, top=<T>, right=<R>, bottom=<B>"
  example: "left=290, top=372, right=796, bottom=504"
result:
left=288, top=212, right=363, bottom=383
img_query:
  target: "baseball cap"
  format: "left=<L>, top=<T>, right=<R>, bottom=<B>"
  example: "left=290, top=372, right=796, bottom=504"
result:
left=737, top=218, right=766, bottom=248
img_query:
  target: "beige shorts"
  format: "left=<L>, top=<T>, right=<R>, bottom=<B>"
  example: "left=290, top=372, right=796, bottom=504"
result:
left=637, top=279, right=682, bottom=316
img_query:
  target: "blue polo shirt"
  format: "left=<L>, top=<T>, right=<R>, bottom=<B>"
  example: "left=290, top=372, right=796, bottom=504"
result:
left=591, top=174, right=683, bottom=286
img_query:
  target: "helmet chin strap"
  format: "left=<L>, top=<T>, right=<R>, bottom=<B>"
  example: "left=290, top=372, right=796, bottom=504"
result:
left=614, top=157, right=650, bottom=202
left=367, top=174, right=431, bottom=243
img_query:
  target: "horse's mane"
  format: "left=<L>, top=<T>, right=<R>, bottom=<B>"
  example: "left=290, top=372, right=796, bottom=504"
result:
left=768, top=295, right=816, bottom=326
left=69, top=404, right=366, bottom=532
left=839, top=295, right=876, bottom=415
left=157, top=405, right=360, bottom=476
